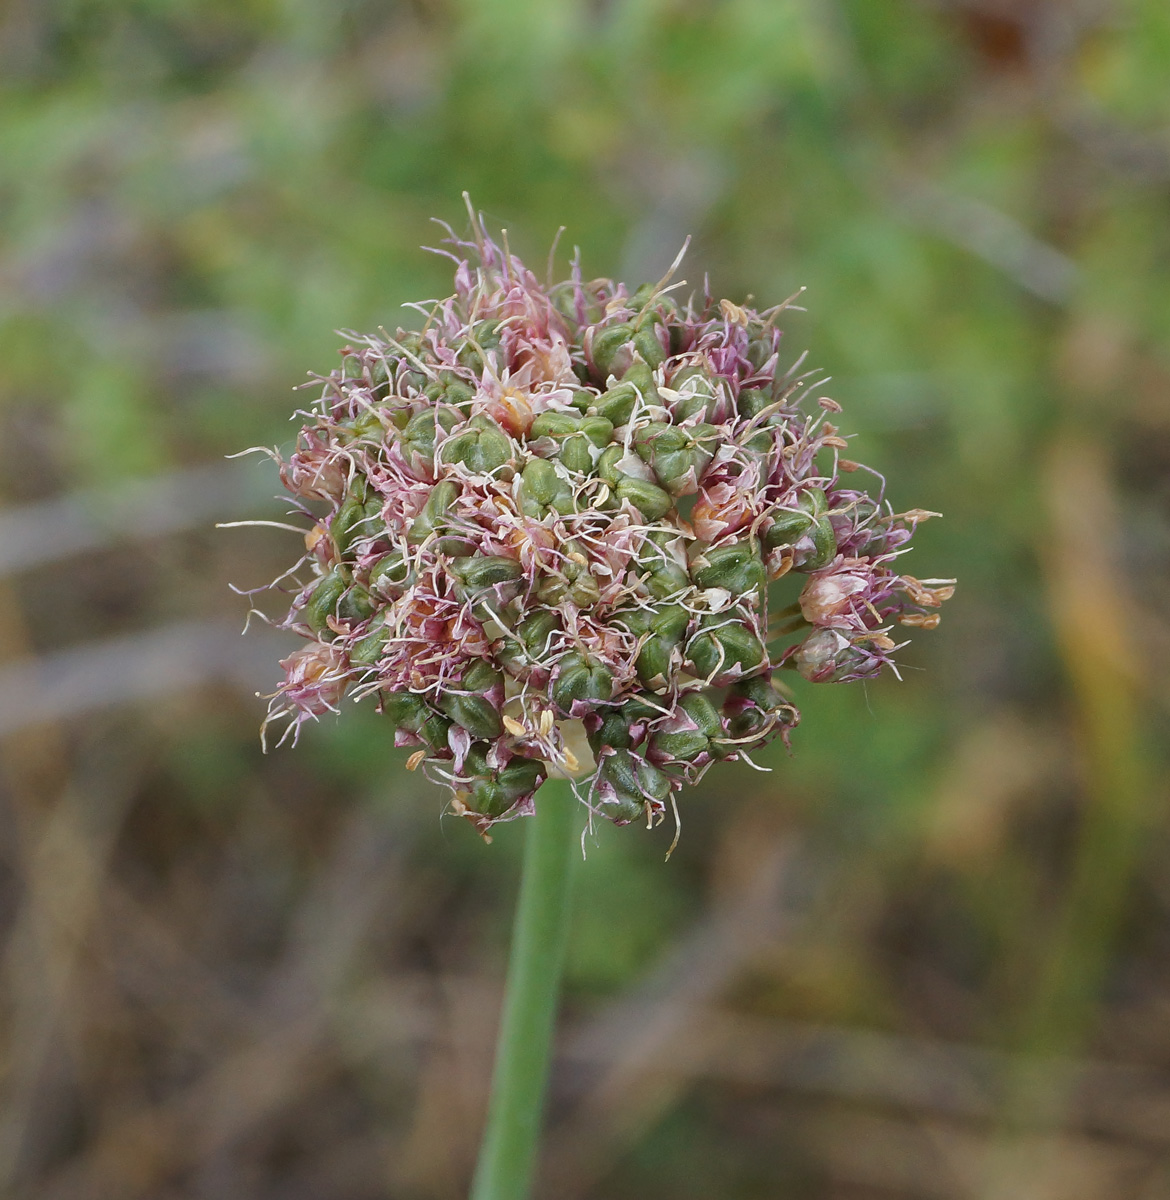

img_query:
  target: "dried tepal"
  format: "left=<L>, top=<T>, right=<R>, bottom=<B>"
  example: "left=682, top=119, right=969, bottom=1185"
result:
left=256, top=204, right=953, bottom=839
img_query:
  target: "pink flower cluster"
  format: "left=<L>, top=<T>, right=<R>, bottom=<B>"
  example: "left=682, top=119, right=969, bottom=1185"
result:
left=256, top=207, right=953, bottom=837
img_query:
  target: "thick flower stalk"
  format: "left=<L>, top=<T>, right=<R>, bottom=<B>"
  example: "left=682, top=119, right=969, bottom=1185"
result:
left=259, top=206, right=953, bottom=837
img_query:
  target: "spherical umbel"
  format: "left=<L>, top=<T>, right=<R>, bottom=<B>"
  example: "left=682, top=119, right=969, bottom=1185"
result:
left=254, top=202, right=953, bottom=839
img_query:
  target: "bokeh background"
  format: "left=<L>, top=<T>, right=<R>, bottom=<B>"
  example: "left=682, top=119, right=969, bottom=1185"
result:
left=2, top=1, right=1169, bottom=1197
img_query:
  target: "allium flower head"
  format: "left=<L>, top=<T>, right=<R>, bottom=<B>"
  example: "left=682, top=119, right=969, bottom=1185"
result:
left=254, top=201, right=953, bottom=839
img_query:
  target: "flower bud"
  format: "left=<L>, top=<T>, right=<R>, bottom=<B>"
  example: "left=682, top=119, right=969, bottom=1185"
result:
left=279, top=643, right=350, bottom=716
left=745, top=328, right=778, bottom=371
left=690, top=544, right=765, bottom=594
left=686, top=617, right=768, bottom=685
left=536, top=547, right=601, bottom=607
left=799, top=568, right=868, bottom=626
left=551, top=650, right=614, bottom=714
left=281, top=432, right=348, bottom=502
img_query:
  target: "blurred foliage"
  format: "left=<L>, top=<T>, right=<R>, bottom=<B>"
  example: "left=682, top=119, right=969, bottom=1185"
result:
left=1, top=1, right=1169, bottom=1197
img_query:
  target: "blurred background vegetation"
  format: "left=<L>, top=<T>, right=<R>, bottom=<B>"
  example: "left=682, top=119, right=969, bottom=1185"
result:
left=1, top=1, right=1169, bottom=1196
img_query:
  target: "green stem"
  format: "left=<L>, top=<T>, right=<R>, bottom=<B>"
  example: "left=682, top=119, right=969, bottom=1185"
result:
left=471, top=778, right=577, bottom=1200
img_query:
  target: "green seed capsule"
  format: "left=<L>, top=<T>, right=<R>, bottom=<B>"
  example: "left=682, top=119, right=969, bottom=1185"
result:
left=456, top=320, right=502, bottom=373
left=449, top=554, right=524, bottom=591
left=641, top=555, right=690, bottom=599
left=383, top=691, right=451, bottom=749
left=745, top=333, right=775, bottom=372
left=304, top=567, right=348, bottom=633
left=802, top=516, right=837, bottom=571
left=498, top=609, right=561, bottom=675
left=586, top=710, right=635, bottom=755
left=466, top=755, right=545, bottom=818
left=634, top=422, right=715, bottom=496
left=338, top=583, right=375, bottom=622
left=724, top=674, right=790, bottom=740
left=369, top=551, right=414, bottom=595
left=519, top=458, right=575, bottom=518
left=622, top=359, right=661, bottom=403
left=439, top=415, right=513, bottom=474
left=596, top=444, right=625, bottom=486
left=529, top=412, right=579, bottom=440
left=350, top=613, right=390, bottom=665
left=560, top=434, right=594, bottom=474
left=634, top=634, right=675, bottom=690
left=649, top=725, right=709, bottom=763
left=627, top=604, right=689, bottom=690
left=401, top=407, right=459, bottom=462
left=590, top=322, right=634, bottom=377
left=632, top=327, right=665, bottom=368
left=423, top=373, right=475, bottom=410
left=438, top=691, right=503, bottom=740
left=331, top=494, right=382, bottom=558
left=595, top=749, right=672, bottom=822
left=686, top=619, right=768, bottom=683
left=652, top=604, right=690, bottom=640
left=596, top=382, right=638, bottom=426
left=615, top=477, right=673, bottom=520
left=517, top=609, right=561, bottom=655
left=408, top=479, right=460, bottom=543
left=764, top=508, right=814, bottom=549
left=737, top=387, right=772, bottom=419
left=463, top=660, right=503, bottom=693
left=552, top=651, right=613, bottom=713
left=671, top=367, right=721, bottom=422
left=691, top=544, right=766, bottom=594
left=537, top=555, right=601, bottom=608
